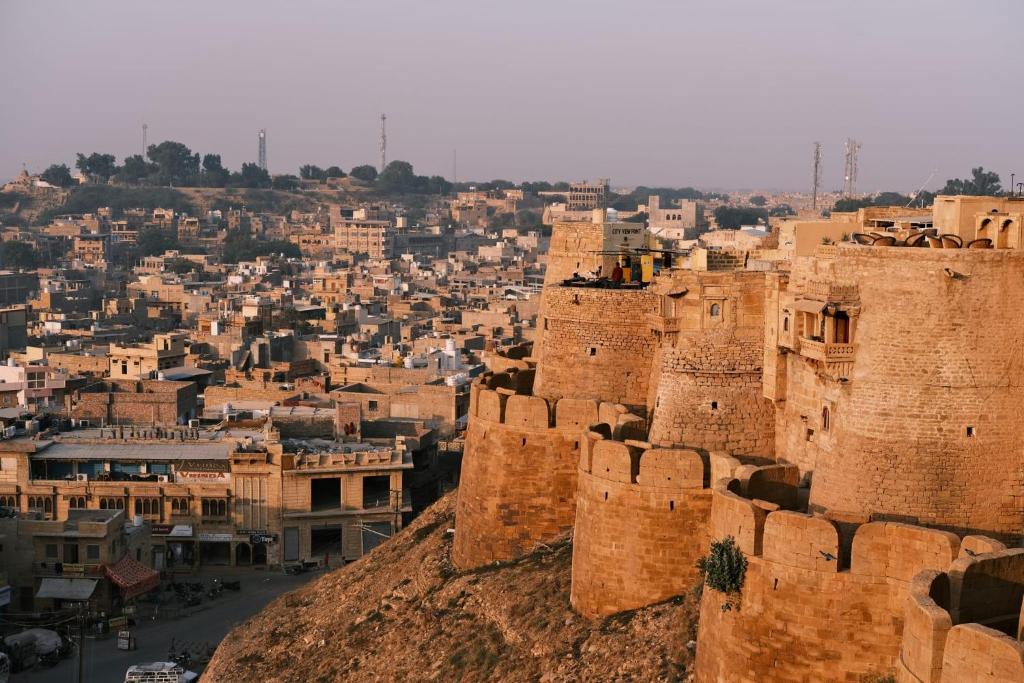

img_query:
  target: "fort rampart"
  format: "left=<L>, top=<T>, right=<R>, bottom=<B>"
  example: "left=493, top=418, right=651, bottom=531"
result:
left=774, top=246, right=1024, bottom=540
left=452, top=369, right=644, bottom=569
left=570, top=433, right=712, bottom=617
left=533, top=286, right=660, bottom=412
left=695, top=468, right=968, bottom=682
left=897, top=546, right=1023, bottom=682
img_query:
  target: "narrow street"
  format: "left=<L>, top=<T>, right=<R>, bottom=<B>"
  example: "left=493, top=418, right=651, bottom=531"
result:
left=14, top=569, right=319, bottom=683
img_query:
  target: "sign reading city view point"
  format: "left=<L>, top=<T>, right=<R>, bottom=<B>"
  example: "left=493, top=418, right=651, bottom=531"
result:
left=176, top=459, right=231, bottom=484
left=602, top=222, right=645, bottom=252
left=198, top=532, right=233, bottom=542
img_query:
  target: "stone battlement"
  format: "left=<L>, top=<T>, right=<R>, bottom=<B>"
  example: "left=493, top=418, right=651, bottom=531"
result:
left=453, top=371, right=648, bottom=570
left=571, top=432, right=713, bottom=617
left=694, top=467, right=989, bottom=682
left=898, top=547, right=1023, bottom=683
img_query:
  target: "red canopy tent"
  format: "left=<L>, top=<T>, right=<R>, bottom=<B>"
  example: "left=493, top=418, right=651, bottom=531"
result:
left=104, top=555, right=160, bottom=600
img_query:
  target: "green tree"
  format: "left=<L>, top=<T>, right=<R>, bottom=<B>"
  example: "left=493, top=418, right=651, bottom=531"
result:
left=116, top=154, right=157, bottom=184
left=377, top=160, right=417, bottom=192
left=41, top=164, right=74, bottom=188
left=299, top=164, right=326, bottom=181
left=748, top=195, right=766, bottom=206
left=324, top=166, right=346, bottom=179
left=769, top=203, right=795, bottom=217
left=272, top=174, right=300, bottom=191
left=714, top=206, right=768, bottom=229
left=350, top=165, right=378, bottom=182
left=136, top=226, right=180, bottom=257
left=230, top=163, right=271, bottom=189
left=146, top=141, right=200, bottom=186
left=0, top=241, right=39, bottom=269
left=75, top=153, right=118, bottom=181
left=201, top=154, right=230, bottom=188
left=939, top=167, right=1002, bottom=196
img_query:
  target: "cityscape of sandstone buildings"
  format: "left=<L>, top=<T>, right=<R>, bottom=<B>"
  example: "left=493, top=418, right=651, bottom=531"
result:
left=0, top=170, right=1023, bottom=680
left=453, top=194, right=1024, bottom=682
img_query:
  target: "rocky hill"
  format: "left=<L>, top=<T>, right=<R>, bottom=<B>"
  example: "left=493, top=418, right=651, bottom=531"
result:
left=203, top=491, right=700, bottom=682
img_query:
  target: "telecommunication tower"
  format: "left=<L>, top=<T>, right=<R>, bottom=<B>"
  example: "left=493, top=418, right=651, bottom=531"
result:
left=812, top=142, right=822, bottom=210
left=843, top=138, right=861, bottom=197
left=142, top=123, right=148, bottom=156
left=380, top=114, right=387, bottom=172
left=258, top=129, right=267, bottom=171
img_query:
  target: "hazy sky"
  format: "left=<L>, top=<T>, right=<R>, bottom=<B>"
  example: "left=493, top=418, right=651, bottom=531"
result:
left=2, top=0, right=1022, bottom=192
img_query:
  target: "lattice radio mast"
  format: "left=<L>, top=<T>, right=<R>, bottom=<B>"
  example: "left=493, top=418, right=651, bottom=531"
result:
left=258, top=129, right=267, bottom=171
left=142, top=123, right=148, bottom=156
left=812, top=142, right=822, bottom=210
left=843, top=138, right=860, bottom=198
left=380, top=114, right=387, bottom=172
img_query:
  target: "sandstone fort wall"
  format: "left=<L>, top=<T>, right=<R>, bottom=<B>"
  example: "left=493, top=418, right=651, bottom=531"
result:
left=533, top=286, right=660, bottom=411
left=452, top=370, right=637, bottom=569
left=570, top=434, right=711, bottom=617
left=695, top=470, right=965, bottom=682
left=897, top=548, right=1024, bottom=682
left=777, top=246, right=1024, bottom=539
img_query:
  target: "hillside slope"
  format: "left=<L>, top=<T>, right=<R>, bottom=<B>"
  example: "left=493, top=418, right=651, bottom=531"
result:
left=203, top=491, right=700, bottom=682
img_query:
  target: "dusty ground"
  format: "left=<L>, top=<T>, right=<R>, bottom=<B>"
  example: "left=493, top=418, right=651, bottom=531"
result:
left=204, top=491, right=701, bottom=682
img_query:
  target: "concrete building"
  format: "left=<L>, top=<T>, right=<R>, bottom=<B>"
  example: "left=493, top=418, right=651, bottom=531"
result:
left=109, top=333, right=187, bottom=379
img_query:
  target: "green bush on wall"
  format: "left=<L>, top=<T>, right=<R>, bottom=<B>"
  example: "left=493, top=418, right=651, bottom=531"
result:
left=697, top=535, right=747, bottom=612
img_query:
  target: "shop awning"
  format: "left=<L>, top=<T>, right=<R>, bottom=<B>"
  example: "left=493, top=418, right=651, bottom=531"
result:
left=36, top=578, right=97, bottom=602
left=104, top=556, right=160, bottom=600
left=790, top=299, right=826, bottom=314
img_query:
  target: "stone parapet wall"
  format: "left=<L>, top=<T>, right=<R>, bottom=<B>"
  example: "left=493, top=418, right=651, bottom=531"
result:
left=897, top=548, right=1024, bottom=683
left=570, top=433, right=712, bottom=617
left=453, top=372, right=625, bottom=569
left=695, top=472, right=966, bottom=682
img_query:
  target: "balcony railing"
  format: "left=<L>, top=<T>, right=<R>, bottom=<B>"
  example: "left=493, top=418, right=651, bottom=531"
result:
left=805, top=280, right=859, bottom=303
left=799, top=338, right=855, bottom=363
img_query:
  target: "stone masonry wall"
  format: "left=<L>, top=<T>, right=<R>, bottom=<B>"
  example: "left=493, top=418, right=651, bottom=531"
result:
left=452, top=378, right=602, bottom=569
left=570, top=435, right=711, bottom=617
left=533, top=286, right=660, bottom=412
left=649, top=270, right=775, bottom=456
left=781, top=246, right=1024, bottom=540
left=897, top=549, right=1024, bottom=683
left=695, top=475, right=964, bottom=683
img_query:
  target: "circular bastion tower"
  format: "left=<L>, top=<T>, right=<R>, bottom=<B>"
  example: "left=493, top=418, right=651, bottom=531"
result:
left=695, top=242, right=1024, bottom=682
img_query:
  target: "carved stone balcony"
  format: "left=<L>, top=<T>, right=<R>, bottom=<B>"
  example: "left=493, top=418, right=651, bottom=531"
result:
left=798, top=338, right=855, bottom=379
left=646, top=314, right=681, bottom=335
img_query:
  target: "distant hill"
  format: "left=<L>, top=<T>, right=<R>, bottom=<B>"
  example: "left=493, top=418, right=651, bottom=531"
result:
left=203, top=491, right=699, bottom=683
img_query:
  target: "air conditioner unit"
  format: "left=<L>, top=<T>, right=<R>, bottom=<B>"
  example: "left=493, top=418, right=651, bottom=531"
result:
left=77, top=419, right=91, bottom=428
left=156, top=475, right=169, bottom=483
left=188, top=419, right=199, bottom=429
left=75, top=473, right=89, bottom=482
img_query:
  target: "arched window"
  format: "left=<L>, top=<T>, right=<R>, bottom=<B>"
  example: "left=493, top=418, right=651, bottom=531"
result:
left=135, top=499, right=142, bottom=514
left=710, top=303, right=721, bottom=317
left=822, top=406, right=830, bottom=431
left=783, top=316, right=789, bottom=332
left=100, top=498, right=108, bottom=510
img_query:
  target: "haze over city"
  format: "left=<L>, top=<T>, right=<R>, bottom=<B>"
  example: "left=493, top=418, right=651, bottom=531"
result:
left=3, top=0, right=1022, bottom=191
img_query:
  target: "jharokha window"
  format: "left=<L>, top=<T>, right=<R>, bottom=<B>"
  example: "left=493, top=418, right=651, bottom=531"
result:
left=202, top=499, right=228, bottom=517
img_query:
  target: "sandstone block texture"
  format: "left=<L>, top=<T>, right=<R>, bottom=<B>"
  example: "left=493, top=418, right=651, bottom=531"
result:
left=778, top=246, right=1024, bottom=540
left=695, top=472, right=963, bottom=683
left=570, top=436, right=711, bottom=617
left=452, top=380, right=598, bottom=569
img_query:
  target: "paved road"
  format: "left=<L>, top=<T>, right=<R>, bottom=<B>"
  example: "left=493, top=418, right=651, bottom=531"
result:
left=13, top=568, right=319, bottom=683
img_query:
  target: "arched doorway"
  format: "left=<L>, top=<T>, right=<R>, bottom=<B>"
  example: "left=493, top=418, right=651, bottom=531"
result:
left=235, top=542, right=252, bottom=566
left=252, top=543, right=268, bottom=566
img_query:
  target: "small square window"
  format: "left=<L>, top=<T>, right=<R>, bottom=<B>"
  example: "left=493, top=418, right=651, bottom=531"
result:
left=589, top=347, right=597, bottom=356
left=711, top=401, right=718, bottom=410
left=966, top=426, right=975, bottom=437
